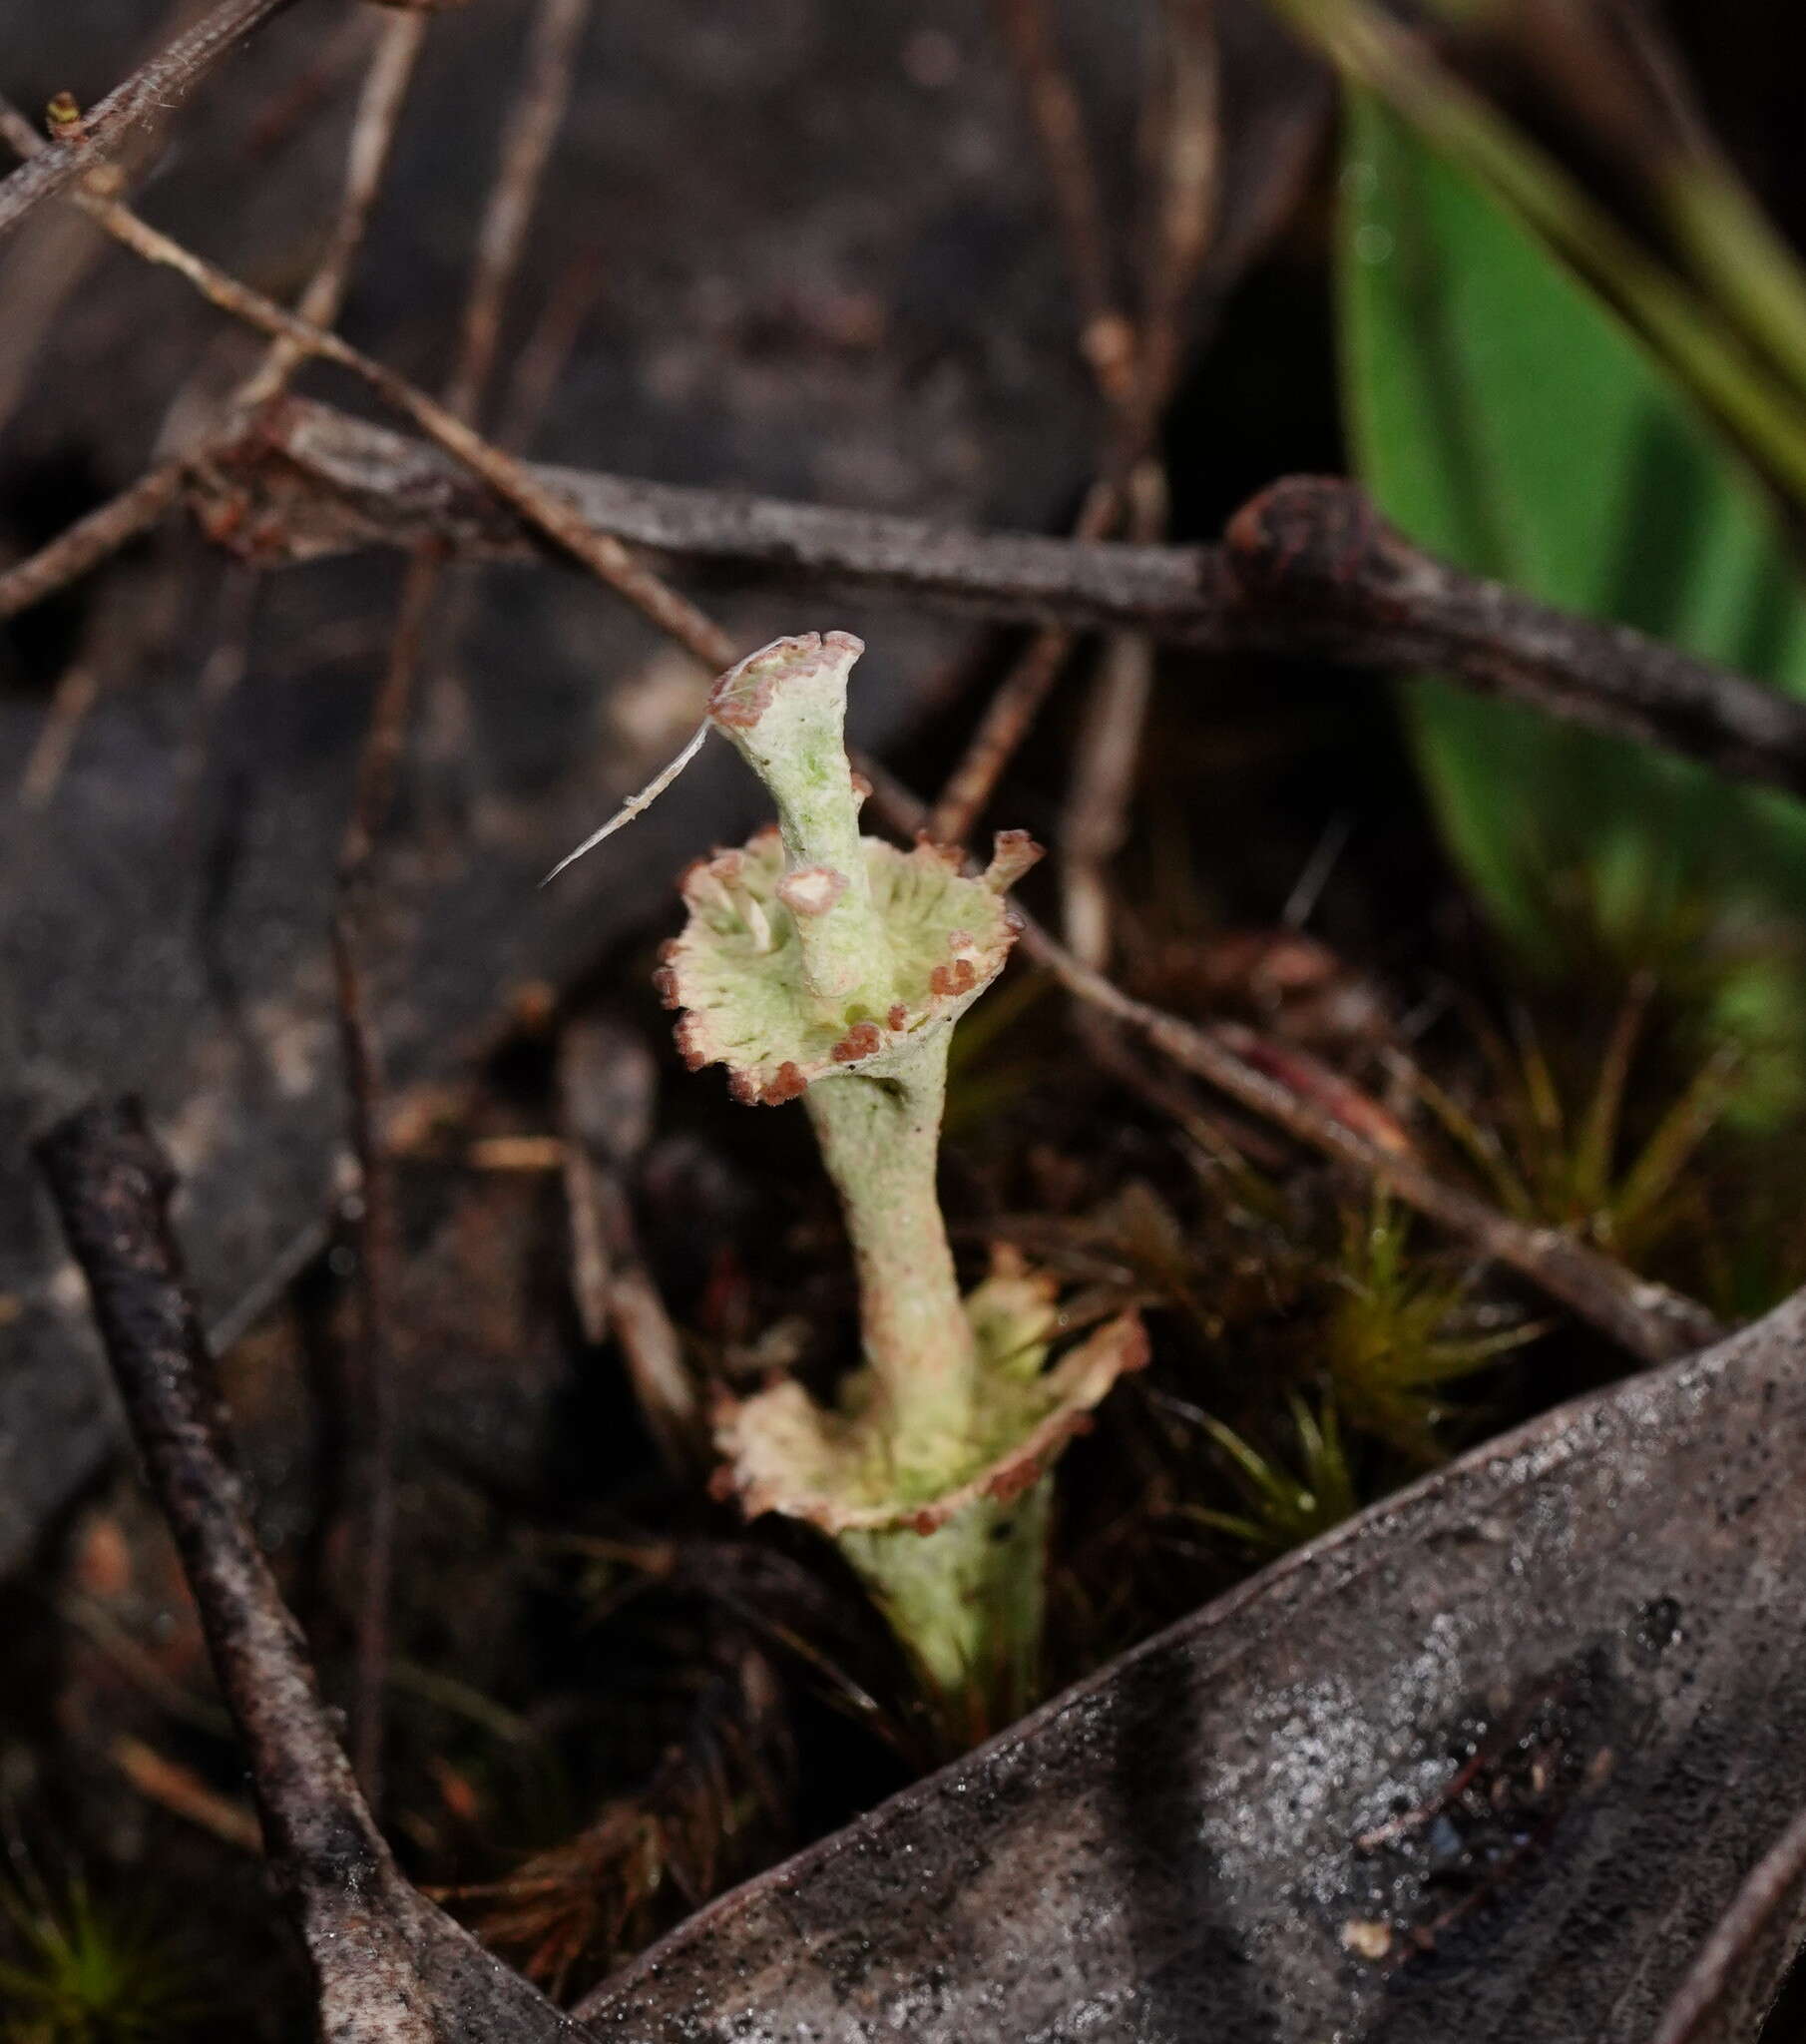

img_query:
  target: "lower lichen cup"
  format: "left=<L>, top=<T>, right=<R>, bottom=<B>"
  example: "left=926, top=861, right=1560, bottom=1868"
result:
left=662, top=631, right=1145, bottom=1738
left=718, top=1251, right=1146, bottom=1733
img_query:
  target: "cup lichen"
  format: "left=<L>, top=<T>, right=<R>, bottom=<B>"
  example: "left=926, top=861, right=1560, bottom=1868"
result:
left=659, top=631, right=1145, bottom=1734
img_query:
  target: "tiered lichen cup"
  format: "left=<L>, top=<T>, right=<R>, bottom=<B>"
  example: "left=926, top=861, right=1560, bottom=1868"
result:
left=660, top=631, right=1144, bottom=1740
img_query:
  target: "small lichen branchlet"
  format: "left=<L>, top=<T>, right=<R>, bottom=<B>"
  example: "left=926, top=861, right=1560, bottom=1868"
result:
left=664, top=632, right=1143, bottom=1733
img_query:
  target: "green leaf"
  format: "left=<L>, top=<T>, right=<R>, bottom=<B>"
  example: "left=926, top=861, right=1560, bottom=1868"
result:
left=1338, top=90, right=1806, bottom=1121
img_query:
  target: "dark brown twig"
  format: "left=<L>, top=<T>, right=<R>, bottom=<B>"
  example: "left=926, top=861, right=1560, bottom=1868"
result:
left=412, top=255, right=604, bottom=818
left=378, top=0, right=594, bottom=800
left=34, top=1099, right=431, bottom=2029
left=196, top=407, right=1806, bottom=809
left=1649, top=1801, right=1806, bottom=2044
left=0, top=0, right=305, bottom=242
left=22, top=418, right=1806, bottom=829
left=34, top=1101, right=592, bottom=2044
left=1056, top=0, right=1219, bottom=954
left=1054, top=0, right=1217, bottom=962
left=191, top=393, right=1192, bottom=613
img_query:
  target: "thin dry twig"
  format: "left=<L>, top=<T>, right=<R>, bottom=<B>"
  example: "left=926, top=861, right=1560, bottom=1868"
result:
left=16, top=663, right=100, bottom=808
left=0, top=0, right=220, bottom=431
left=414, top=252, right=605, bottom=815
left=109, top=1732, right=264, bottom=1854
left=375, top=0, right=594, bottom=796
left=34, top=1097, right=426, bottom=2026
left=238, top=6, right=430, bottom=406
left=0, top=458, right=184, bottom=618
left=252, top=6, right=437, bottom=1813
left=925, top=478, right=1119, bottom=847
left=1127, top=0, right=1219, bottom=460
left=991, top=0, right=1133, bottom=409
left=1082, top=1015, right=1295, bottom=1173
left=558, top=1015, right=698, bottom=1476
left=0, top=0, right=305, bottom=242
left=439, top=0, right=591, bottom=425
left=1054, top=0, right=1220, bottom=940
left=1061, top=460, right=1165, bottom=966
left=175, top=393, right=1195, bottom=623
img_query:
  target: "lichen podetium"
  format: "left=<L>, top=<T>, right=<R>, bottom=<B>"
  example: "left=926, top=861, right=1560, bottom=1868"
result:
left=657, top=631, right=1145, bottom=1742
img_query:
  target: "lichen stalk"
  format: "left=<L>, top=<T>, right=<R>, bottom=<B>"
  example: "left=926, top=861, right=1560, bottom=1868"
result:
left=839, top=1479, right=1050, bottom=1737
left=804, top=1035, right=977, bottom=1490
